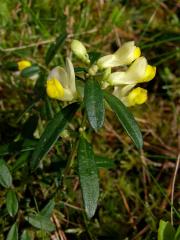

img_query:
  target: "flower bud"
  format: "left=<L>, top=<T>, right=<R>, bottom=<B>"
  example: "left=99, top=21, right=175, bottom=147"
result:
left=71, top=40, right=90, bottom=64
left=88, top=65, right=98, bottom=76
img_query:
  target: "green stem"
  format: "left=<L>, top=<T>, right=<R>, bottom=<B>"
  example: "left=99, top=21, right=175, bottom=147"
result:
left=63, top=112, right=87, bottom=176
left=63, top=140, right=79, bottom=176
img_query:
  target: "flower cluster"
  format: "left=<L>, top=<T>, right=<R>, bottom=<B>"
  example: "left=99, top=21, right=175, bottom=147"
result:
left=96, top=41, right=156, bottom=107
left=46, top=39, right=156, bottom=107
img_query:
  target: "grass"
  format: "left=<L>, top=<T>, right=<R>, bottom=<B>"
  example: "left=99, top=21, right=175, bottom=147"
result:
left=0, top=0, right=179, bottom=239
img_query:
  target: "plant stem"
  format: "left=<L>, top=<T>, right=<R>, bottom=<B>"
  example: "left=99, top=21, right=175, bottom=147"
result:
left=63, top=140, right=79, bottom=176
left=63, top=111, right=87, bottom=176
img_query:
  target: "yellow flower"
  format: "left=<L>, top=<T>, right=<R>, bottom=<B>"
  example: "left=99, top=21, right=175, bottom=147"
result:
left=71, top=40, right=90, bottom=64
left=46, top=58, right=77, bottom=101
left=97, top=41, right=141, bottom=69
left=108, top=57, right=156, bottom=85
left=17, top=60, right=31, bottom=71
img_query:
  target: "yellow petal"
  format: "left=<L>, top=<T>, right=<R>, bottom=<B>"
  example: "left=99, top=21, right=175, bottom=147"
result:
left=127, top=87, right=147, bottom=106
left=140, top=65, right=156, bottom=82
left=18, top=60, right=31, bottom=71
left=133, top=47, right=141, bottom=59
left=46, top=78, right=64, bottom=100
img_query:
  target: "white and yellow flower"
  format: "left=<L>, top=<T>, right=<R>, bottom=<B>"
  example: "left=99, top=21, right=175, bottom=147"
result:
left=97, top=41, right=141, bottom=69
left=108, top=57, right=156, bottom=85
left=46, top=58, right=77, bottom=101
left=71, top=39, right=90, bottom=64
left=114, top=86, right=148, bottom=107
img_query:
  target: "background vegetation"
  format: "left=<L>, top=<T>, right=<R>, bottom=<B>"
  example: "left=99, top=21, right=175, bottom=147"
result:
left=0, top=0, right=179, bottom=239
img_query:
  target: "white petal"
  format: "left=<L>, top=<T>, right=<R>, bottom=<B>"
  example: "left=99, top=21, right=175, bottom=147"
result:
left=126, top=57, right=147, bottom=81
left=66, top=58, right=76, bottom=93
left=97, top=54, right=119, bottom=69
left=113, top=86, right=129, bottom=106
left=109, top=72, right=129, bottom=85
left=114, top=41, right=140, bottom=66
left=113, top=86, right=121, bottom=98
left=61, top=89, right=74, bottom=101
left=114, top=41, right=135, bottom=57
left=119, top=84, right=136, bottom=97
left=48, top=66, right=68, bottom=88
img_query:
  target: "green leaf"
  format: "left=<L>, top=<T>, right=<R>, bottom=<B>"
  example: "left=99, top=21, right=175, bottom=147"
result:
left=175, top=226, right=180, bottom=240
left=6, top=190, right=19, bottom=217
left=104, top=91, right=143, bottom=149
left=95, top=155, right=115, bottom=169
left=0, top=144, right=10, bottom=156
left=6, top=223, right=18, bottom=240
left=12, top=152, right=31, bottom=172
left=34, top=72, right=46, bottom=99
left=21, top=230, right=31, bottom=240
left=45, top=32, right=67, bottom=65
left=84, top=79, right=105, bottom=131
left=30, top=103, right=79, bottom=170
left=158, top=220, right=175, bottom=240
left=0, top=139, right=37, bottom=157
left=21, top=115, right=39, bottom=139
left=0, top=160, right=13, bottom=188
left=78, top=136, right=99, bottom=219
left=3, top=62, right=18, bottom=71
left=40, top=199, right=55, bottom=218
left=88, top=52, right=101, bottom=64
left=74, top=67, right=87, bottom=73
left=25, top=214, right=55, bottom=232
left=21, top=65, right=40, bottom=78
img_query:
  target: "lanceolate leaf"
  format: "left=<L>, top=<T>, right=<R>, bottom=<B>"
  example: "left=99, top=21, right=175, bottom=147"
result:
left=158, top=220, right=175, bottom=240
left=78, top=136, right=99, bottom=219
left=25, top=214, right=55, bottom=232
left=21, top=230, right=31, bottom=240
left=104, top=91, right=143, bottom=149
left=95, top=155, right=115, bottom=169
left=84, top=79, right=105, bottom=131
left=45, top=32, right=67, bottom=65
left=0, top=160, right=13, bottom=188
left=40, top=199, right=55, bottom=218
left=0, top=139, right=37, bottom=157
left=30, top=103, right=79, bottom=170
left=6, top=223, right=18, bottom=240
left=175, top=226, right=180, bottom=240
left=6, top=190, right=19, bottom=217
left=21, top=115, right=39, bottom=139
